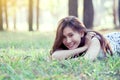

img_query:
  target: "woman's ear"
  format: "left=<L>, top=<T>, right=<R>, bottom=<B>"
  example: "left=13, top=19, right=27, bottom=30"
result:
left=80, top=31, right=84, bottom=37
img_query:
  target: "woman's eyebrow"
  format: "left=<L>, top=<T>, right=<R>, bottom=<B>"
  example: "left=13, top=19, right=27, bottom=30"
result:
left=68, top=32, right=73, bottom=35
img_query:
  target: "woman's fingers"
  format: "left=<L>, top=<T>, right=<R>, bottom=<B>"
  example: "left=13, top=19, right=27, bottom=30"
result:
left=86, top=32, right=96, bottom=39
left=88, top=32, right=96, bottom=38
left=85, top=32, right=96, bottom=46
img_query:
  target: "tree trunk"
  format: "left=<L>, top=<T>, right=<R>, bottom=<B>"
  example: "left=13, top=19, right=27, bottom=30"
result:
left=118, top=0, right=120, bottom=27
left=68, top=0, right=78, bottom=17
left=13, top=0, right=16, bottom=30
left=4, top=0, right=8, bottom=30
left=83, top=0, right=94, bottom=29
left=29, top=0, right=33, bottom=31
left=36, top=0, right=39, bottom=31
left=113, top=0, right=119, bottom=28
left=13, top=12, right=16, bottom=30
left=0, top=0, right=3, bottom=31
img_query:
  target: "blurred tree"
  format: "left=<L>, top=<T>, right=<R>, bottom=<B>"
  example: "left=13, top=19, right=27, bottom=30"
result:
left=118, top=0, right=120, bottom=28
left=36, top=0, right=39, bottom=31
left=83, top=0, right=94, bottom=29
left=68, top=0, right=78, bottom=17
left=0, top=0, right=3, bottom=31
left=113, top=0, right=119, bottom=28
left=12, top=0, right=17, bottom=30
left=3, top=0, right=8, bottom=30
left=29, top=0, right=33, bottom=31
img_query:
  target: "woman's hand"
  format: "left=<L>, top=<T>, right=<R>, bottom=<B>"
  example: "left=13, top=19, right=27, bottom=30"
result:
left=85, top=32, right=96, bottom=47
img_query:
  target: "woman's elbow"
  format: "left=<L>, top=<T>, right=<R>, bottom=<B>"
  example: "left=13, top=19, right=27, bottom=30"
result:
left=86, top=57, right=96, bottom=61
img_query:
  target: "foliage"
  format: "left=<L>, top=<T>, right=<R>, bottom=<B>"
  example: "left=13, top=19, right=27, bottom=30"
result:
left=0, top=32, right=120, bottom=80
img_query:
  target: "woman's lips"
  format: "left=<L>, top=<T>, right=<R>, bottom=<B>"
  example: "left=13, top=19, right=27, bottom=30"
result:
left=67, top=43, right=75, bottom=49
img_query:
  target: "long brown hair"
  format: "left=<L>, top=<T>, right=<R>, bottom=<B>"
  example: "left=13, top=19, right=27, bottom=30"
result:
left=50, top=16, right=113, bottom=56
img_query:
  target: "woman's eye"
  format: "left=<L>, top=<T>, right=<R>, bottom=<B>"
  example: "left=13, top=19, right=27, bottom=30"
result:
left=69, top=34, right=73, bottom=37
left=63, top=36, right=66, bottom=40
left=63, top=36, right=66, bottom=38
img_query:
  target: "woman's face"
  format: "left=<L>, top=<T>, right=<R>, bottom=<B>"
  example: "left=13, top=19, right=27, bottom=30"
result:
left=62, top=26, right=83, bottom=50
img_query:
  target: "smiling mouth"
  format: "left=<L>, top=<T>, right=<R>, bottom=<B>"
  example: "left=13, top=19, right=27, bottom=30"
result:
left=67, top=43, right=75, bottom=49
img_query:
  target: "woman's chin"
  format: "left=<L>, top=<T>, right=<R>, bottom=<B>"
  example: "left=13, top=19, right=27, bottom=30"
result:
left=68, top=47, right=77, bottom=50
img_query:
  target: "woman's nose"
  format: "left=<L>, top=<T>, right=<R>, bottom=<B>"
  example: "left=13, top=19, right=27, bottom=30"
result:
left=66, top=38, right=71, bottom=43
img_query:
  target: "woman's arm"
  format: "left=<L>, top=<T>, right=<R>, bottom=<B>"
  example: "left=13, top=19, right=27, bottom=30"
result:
left=51, top=32, right=95, bottom=60
left=83, top=37, right=101, bottom=61
left=52, top=45, right=88, bottom=60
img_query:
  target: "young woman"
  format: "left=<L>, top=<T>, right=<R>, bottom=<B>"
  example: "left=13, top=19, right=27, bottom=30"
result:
left=50, top=16, right=120, bottom=61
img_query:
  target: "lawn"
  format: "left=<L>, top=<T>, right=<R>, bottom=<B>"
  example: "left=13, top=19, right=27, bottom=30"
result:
left=0, top=31, right=120, bottom=80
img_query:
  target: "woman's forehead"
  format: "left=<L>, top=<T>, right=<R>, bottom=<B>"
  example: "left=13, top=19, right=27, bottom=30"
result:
left=63, top=26, right=74, bottom=32
left=63, top=27, right=79, bottom=35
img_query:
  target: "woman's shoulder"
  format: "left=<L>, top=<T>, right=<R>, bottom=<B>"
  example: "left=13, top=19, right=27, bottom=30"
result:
left=91, top=36, right=101, bottom=45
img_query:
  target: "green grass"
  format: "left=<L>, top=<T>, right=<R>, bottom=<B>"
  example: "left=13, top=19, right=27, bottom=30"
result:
left=0, top=31, right=120, bottom=80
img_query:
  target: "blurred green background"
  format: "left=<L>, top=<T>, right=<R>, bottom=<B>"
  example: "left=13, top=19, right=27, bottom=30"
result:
left=0, top=0, right=120, bottom=80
